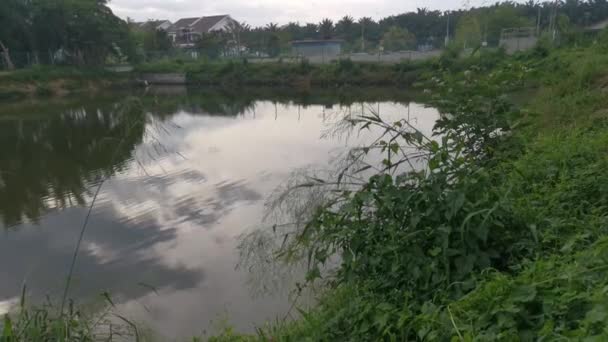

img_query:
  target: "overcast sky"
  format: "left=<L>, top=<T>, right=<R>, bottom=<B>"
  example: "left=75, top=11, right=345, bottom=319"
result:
left=108, top=0, right=532, bottom=26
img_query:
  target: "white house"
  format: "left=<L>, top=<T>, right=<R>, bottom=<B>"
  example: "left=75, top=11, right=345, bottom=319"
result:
left=167, top=15, right=238, bottom=47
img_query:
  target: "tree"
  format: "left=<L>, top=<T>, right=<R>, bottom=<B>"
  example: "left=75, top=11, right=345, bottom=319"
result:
left=358, top=17, right=375, bottom=51
left=0, top=0, right=137, bottom=68
left=382, top=26, right=416, bottom=51
left=266, top=23, right=279, bottom=33
left=319, top=19, right=335, bottom=40
left=267, top=34, right=281, bottom=57
left=482, top=4, right=533, bottom=46
left=455, top=13, right=482, bottom=49
left=0, top=0, right=30, bottom=68
left=303, top=23, right=319, bottom=39
left=284, top=22, right=302, bottom=40
left=337, top=16, right=355, bottom=40
left=142, top=28, right=172, bottom=52
left=0, top=41, right=15, bottom=70
left=196, top=32, right=227, bottom=59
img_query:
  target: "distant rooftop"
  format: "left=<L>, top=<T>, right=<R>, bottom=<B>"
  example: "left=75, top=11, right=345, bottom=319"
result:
left=169, top=15, right=231, bottom=33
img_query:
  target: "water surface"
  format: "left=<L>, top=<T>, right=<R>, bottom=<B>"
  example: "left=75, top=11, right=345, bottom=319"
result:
left=0, top=87, right=439, bottom=338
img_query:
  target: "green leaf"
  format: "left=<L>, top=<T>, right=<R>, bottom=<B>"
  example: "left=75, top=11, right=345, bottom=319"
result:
left=585, top=306, right=608, bottom=323
left=390, top=143, right=399, bottom=154
left=510, top=285, right=537, bottom=303
left=3, top=315, right=13, bottom=338
left=429, top=247, right=442, bottom=257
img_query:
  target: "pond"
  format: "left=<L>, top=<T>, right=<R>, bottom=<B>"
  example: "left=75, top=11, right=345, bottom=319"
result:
left=0, top=87, right=439, bottom=339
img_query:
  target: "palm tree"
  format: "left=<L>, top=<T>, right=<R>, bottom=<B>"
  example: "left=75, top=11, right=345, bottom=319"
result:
left=337, top=15, right=355, bottom=40
left=285, top=22, right=301, bottom=40
left=265, top=22, right=279, bottom=33
left=318, top=18, right=334, bottom=40
left=303, top=23, right=318, bottom=39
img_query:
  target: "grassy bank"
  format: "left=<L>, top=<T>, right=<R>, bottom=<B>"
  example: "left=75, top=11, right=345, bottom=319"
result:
left=207, top=43, right=608, bottom=340
left=135, top=59, right=426, bottom=87
left=0, top=66, right=132, bottom=100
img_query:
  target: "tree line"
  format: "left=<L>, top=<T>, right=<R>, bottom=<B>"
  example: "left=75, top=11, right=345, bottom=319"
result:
left=2, top=0, right=608, bottom=68
left=0, top=0, right=135, bottom=69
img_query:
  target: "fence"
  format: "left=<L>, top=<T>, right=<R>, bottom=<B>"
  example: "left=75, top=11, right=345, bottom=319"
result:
left=1, top=48, right=443, bottom=71
left=142, top=49, right=443, bottom=65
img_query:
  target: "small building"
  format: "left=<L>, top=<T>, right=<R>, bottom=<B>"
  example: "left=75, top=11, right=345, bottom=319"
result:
left=291, top=40, right=343, bottom=62
left=167, top=15, right=238, bottom=48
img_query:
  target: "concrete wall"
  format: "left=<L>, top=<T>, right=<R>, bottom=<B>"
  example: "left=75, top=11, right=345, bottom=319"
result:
left=249, top=50, right=442, bottom=65
left=346, top=50, right=442, bottom=64
left=499, top=36, right=538, bottom=54
left=292, top=43, right=342, bottom=62
left=141, top=73, right=187, bottom=85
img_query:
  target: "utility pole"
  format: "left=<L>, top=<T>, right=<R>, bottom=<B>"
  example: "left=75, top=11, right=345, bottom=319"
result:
left=361, top=22, right=365, bottom=51
left=550, top=0, right=558, bottom=42
left=536, top=6, right=541, bottom=36
left=445, top=12, right=451, bottom=47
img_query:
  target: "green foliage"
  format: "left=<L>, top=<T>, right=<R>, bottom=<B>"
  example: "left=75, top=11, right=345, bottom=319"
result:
left=382, top=26, right=416, bottom=51
left=0, top=287, right=139, bottom=341
left=0, top=0, right=134, bottom=68
left=35, top=83, right=52, bottom=96
left=196, top=32, right=228, bottom=59
left=482, top=4, right=534, bottom=46
left=318, top=19, right=335, bottom=40
left=455, top=14, right=482, bottom=49
left=136, top=59, right=431, bottom=87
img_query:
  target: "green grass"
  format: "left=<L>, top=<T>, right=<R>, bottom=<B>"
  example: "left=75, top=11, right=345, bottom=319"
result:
left=0, top=65, right=119, bottom=83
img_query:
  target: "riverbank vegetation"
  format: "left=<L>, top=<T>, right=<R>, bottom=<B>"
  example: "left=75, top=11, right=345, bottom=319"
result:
left=208, top=32, right=608, bottom=341
left=136, top=59, right=426, bottom=87
left=0, top=66, right=131, bottom=100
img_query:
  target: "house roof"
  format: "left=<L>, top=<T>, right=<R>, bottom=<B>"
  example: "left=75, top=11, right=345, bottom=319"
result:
left=169, top=15, right=230, bottom=33
left=170, top=17, right=200, bottom=31
left=192, top=15, right=229, bottom=33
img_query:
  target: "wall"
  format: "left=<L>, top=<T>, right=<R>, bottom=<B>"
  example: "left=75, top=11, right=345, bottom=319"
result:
left=292, top=43, right=342, bottom=62
left=248, top=50, right=442, bottom=65
left=499, top=36, right=538, bottom=54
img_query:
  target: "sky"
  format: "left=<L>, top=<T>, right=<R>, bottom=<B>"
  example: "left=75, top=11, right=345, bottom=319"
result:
left=107, top=0, right=527, bottom=27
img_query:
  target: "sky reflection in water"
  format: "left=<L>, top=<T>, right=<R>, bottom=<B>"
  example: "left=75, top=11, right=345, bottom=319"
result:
left=0, top=90, right=439, bottom=337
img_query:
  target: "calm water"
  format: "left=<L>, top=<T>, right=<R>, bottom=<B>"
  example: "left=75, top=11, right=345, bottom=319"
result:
left=0, top=88, right=439, bottom=338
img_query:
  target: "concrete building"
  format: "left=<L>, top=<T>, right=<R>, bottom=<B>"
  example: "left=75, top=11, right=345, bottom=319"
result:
left=291, top=40, right=343, bottom=62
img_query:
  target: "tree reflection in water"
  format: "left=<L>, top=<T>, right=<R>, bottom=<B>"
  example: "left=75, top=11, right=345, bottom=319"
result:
left=0, top=98, right=147, bottom=228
